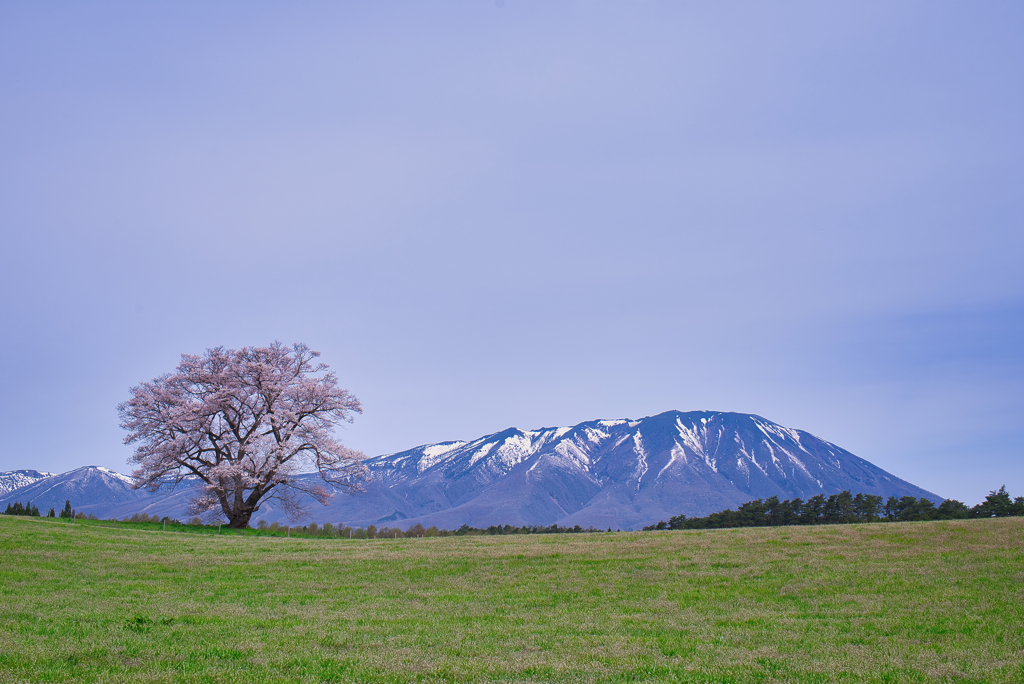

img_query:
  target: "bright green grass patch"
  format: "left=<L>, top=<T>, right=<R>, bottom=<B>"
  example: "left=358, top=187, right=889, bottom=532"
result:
left=0, top=516, right=1021, bottom=683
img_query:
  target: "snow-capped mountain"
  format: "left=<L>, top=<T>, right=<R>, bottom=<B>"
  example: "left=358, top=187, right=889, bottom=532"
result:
left=313, top=410, right=939, bottom=530
left=0, top=411, right=941, bottom=529
left=0, top=466, right=198, bottom=519
left=0, top=469, right=55, bottom=495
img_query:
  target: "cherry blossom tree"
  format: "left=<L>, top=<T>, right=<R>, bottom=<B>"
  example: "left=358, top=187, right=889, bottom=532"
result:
left=118, top=342, right=367, bottom=528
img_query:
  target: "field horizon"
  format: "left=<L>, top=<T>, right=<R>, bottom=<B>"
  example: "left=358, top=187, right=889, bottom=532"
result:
left=1, top=515, right=1022, bottom=683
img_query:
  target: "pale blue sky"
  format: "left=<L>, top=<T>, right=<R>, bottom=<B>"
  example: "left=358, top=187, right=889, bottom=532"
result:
left=1, top=1, right=1021, bottom=505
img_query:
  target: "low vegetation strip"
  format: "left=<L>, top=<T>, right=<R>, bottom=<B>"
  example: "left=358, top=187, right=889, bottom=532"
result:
left=1, top=517, right=1021, bottom=683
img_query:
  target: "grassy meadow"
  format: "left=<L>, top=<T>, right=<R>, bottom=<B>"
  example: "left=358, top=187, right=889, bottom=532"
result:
left=0, top=516, right=1021, bottom=683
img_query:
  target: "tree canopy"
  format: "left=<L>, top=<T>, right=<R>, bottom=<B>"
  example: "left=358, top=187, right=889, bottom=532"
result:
left=118, top=342, right=367, bottom=528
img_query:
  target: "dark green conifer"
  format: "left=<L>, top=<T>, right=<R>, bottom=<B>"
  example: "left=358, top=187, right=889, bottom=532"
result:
left=972, top=485, right=1014, bottom=518
left=937, top=498, right=969, bottom=519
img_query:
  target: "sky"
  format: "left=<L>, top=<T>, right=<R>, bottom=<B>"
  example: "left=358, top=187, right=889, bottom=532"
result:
left=1, top=1, right=1021, bottom=506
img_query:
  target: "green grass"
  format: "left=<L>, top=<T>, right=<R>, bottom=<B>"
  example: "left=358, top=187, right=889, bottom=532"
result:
left=0, top=516, right=1021, bottom=683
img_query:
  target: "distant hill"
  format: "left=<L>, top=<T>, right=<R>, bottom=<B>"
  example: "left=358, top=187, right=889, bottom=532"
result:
left=0, top=469, right=56, bottom=496
left=1, top=411, right=940, bottom=529
left=0, top=466, right=198, bottom=520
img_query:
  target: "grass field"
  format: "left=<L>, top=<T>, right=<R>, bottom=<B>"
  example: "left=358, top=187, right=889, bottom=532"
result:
left=0, top=516, right=1021, bottom=683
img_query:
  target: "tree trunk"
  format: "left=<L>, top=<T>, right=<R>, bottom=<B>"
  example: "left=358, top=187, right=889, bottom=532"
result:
left=228, top=511, right=253, bottom=528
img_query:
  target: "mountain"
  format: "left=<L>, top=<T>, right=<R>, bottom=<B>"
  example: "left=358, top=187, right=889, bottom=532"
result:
left=0, top=466, right=199, bottom=520
left=314, top=410, right=939, bottom=530
left=1, top=411, right=941, bottom=529
left=0, top=469, right=56, bottom=495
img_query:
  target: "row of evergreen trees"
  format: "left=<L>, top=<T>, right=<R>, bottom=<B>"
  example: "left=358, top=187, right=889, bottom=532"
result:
left=245, top=519, right=610, bottom=538
left=2, top=500, right=75, bottom=519
left=470, top=523, right=606, bottom=535
left=3, top=501, right=41, bottom=517
left=242, top=520, right=612, bottom=538
left=644, top=486, right=1024, bottom=531
left=253, top=519, right=418, bottom=538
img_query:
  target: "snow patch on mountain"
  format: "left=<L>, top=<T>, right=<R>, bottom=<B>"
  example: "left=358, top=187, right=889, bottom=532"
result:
left=553, top=438, right=591, bottom=470
left=0, top=470, right=56, bottom=496
left=632, top=432, right=649, bottom=489
left=493, top=434, right=536, bottom=469
left=655, top=443, right=682, bottom=481
left=676, top=418, right=720, bottom=473
left=468, top=442, right=497, bottom=467
left=417, top=441, right=466, bottom=471
left=94, top=466, right=135, bottom=485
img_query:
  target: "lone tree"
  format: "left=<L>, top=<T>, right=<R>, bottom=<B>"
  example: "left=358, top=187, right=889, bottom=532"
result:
left=118, top=342, right=367, bottom=528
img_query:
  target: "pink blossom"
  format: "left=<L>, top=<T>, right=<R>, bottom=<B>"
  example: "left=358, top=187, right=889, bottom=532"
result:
left=118, top=342, right=367, bottom=528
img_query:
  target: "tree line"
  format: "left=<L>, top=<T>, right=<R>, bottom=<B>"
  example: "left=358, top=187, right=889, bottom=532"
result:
left=2, top=500, right=76, bottom=519
left=3, top=508, right=612, bottom=539
left=643, top=486, right=1024, bottom=531
left=250, top=521, right=608, bottom=538
left=464, top=523, right=607, bottom=535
